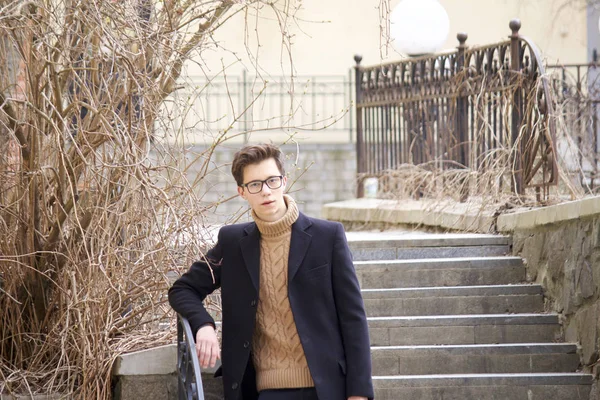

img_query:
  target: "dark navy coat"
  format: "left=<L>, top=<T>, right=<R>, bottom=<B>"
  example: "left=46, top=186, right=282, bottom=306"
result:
left=168, top=212, right=374, bottom=400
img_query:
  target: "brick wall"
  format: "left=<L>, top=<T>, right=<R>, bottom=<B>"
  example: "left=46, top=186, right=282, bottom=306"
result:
left=182, top=143, right=356, bottom=223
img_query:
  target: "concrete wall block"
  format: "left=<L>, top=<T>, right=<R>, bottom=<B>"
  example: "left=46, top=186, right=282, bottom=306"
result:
left=213, top=148, right=235, bottom=163
left=113, top=344, right=176, bottom=376
left=344, top=159, right=356, bottom=171
left=288, top=167, right=310, bottom=180
left=323, top=161, right=342, bottom=172
left=304, top=205, right=323, bottom=218
left=304, top=180, right=326, bottom=193
left=340, top=169, right=357, bottom=181
left=336, top=181, right=355, bottom=193
left=300, top=153, right=322, bottom=164
left=336, top=193, right=355, bottom=203
left=318, top=191, right=337, bottom=203
left=294, top=201, right=308, bottom=214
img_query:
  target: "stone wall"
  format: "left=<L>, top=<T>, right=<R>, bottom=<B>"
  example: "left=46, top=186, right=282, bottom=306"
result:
left=185, top=143, right=356, bottom=223
left=498, top=199, right=600, bottom=398
left=511, top=216, right=600, bottom=365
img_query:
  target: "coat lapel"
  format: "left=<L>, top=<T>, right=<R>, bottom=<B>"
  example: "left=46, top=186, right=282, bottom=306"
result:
left=288, top=213, right=313, bottom=283
left=240, top=223, right=260, bottom=293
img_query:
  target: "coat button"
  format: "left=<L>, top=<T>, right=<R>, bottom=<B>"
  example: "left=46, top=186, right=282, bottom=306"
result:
left=232, top=382, right=238, bottom=390
left=250, top=299, right=257, bottom=307
left=243, top=341, right=250, bottom=348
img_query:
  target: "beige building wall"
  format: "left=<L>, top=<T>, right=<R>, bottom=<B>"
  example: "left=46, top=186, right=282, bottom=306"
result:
left=189, top=0, right=587, bottom=76
left=174, top=0, right=587, bottom=145
left=442, top=0, right=587, bottom=65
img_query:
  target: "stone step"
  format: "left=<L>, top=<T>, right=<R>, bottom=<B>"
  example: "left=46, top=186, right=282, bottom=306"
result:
left=347, top=232, right=511, bottom=261
left=372, top=373, right=593, bottom=400
left=368, top=314, right=561, bottom=346
left=355, top=257, right=525, bottom=289
left=362, top=284, right=544, bottom=316
left=371, top=343, right=580, bottom=375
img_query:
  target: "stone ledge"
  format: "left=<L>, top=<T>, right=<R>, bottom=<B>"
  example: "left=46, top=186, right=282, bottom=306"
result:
left=113, top=344, right=177, bottom=376
left=323, top=196, right=600, bottom=233
left=497, top=196, right=600, bottom=232
left=322, top=198, right=495, bottom=233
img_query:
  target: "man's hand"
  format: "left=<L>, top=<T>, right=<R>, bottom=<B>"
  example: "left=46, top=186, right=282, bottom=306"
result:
left=195, top=325, right=220, bottom=369
left=348, top=397, right=368, bottom=400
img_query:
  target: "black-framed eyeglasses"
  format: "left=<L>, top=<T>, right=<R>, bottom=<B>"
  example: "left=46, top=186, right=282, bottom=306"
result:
left=241, top=175, right=284, bottom=194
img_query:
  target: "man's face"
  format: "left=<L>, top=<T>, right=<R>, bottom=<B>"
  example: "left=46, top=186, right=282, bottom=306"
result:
left=237, top=158, right=288, bottom=222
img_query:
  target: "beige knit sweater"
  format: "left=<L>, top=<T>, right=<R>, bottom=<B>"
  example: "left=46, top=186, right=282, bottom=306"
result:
left=251, top=195, right=315, bottom=391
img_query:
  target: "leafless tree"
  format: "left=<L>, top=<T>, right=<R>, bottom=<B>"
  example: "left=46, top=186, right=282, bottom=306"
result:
left=0, top=0, right=303, bottom=398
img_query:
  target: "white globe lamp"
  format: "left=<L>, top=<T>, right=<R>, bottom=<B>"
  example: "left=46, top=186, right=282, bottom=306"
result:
left=390, top=0, right=450, bottom=56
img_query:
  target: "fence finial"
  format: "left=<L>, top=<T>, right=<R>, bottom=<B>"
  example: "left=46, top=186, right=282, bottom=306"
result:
left=457, top=32, right=468, bottom=48
left=354, top=54, right=363, bottom=65
left=509, top=19, right=521, bottom=37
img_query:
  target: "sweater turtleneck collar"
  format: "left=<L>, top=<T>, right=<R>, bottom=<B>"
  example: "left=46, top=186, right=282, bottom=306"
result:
left=252, top=195, right=299, bottom=237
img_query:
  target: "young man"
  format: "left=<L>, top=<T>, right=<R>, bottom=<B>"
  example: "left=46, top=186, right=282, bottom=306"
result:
left=168, top=144, right=373, bottom=400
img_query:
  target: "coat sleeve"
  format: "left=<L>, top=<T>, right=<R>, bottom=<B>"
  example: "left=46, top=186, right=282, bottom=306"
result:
left=331, top=222, right=374, bottom=399
left=168, top=231, right=224, bottom=337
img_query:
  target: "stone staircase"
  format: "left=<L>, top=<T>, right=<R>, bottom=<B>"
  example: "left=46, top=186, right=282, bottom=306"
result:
left=346, top=231, right=593, bottom=400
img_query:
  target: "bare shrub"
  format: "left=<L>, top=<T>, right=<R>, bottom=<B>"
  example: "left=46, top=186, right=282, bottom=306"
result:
left=0, top=0, right=306, bottom=398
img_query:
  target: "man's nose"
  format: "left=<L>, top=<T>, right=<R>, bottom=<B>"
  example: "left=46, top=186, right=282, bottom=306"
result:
left=261, top=182, right=272, bottom=194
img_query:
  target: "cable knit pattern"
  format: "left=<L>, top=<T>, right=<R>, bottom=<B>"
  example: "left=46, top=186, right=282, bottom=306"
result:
left=251, top=195, right=314, bottom=391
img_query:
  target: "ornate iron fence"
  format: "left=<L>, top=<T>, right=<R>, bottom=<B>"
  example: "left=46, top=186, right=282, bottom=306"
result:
left=177, top=315, right=205, bottom=400
left=547, top=62, right=600, bottom=192
left=354, top=19, right=558, bottom=200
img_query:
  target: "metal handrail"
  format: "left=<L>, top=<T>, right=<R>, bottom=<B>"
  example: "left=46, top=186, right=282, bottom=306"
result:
left=177, top=315, right=205, bottom=400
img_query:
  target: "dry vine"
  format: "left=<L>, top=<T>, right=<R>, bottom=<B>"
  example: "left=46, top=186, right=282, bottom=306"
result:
left=371, top=71, right=591, bottom=224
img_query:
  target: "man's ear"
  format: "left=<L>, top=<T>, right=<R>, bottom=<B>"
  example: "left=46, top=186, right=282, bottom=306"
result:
left=282, top=175, right=288, bottom=190
left=237, top=186, right=246, bottom=199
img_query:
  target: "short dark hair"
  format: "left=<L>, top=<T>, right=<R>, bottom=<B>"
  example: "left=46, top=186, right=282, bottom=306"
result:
left=231, top=143, right=285, bottom=186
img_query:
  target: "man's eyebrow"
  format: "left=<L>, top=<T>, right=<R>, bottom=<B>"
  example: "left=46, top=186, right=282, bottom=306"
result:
left=248, top=175, right=280, bottom=181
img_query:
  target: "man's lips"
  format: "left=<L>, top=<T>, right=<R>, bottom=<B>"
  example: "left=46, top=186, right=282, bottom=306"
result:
left=262, top=200, right=275, bottom=206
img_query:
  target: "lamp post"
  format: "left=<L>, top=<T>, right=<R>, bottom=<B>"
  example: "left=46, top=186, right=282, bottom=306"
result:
left=390, top=0, right=450, bottom=56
